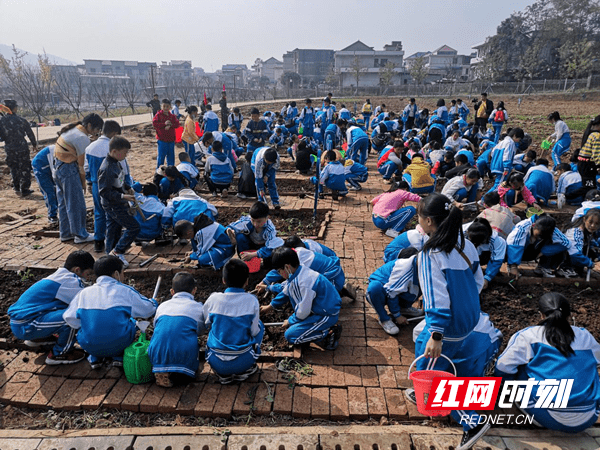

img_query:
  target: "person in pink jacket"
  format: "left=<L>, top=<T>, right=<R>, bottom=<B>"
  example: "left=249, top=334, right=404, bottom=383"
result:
left=372, top=181, right=422, bottom=238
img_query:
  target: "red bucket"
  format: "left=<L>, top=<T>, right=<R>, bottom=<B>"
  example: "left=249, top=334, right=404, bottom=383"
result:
left=240, top=252, right=261, bottom=273
left=408, top=354, right=457, bottom=416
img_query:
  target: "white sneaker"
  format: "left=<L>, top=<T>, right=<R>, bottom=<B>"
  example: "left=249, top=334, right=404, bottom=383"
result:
left=385, top=229, right=400, bottom=238
left=348, top=185, right=361, bottom=191
left=400, top=307, right=425, bottom=318
left=110, top=250, right=129, bottom=268
left=379, top=319, right=400, bottom=335
left=74, top=235, right=94, bottom=244
left=221, top=189, right=228, bottom=198
left=236, top=193, right=247, bottom=199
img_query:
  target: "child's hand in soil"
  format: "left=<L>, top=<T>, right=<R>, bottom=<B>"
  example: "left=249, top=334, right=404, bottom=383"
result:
left=260, top=304, right=273, bottom=315
left=183, top=252, right=193, bottom=264
left=226, top=228, right=237, bottom=245
left=396, top=316, right=408, bottom=326
left=241, top=251, right=258, bottom=261
left=282, top=319, right=289, bottom=329
left=254, top=282, right=267, bottom=295
left=482, top=279, right=489, bottom=290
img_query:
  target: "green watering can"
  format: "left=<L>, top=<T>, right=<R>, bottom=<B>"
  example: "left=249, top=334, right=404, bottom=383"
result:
left=123, top=333, right=152, bottom=384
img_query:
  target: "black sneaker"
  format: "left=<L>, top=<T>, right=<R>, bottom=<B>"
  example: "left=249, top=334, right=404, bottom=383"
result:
left=21, top=189, right=34, bottom=197
left=45, top=349, right=86, bottom=365
left=457, top=422, right=491, bottom=450
left=94, top=240, right=105, bottom=253
left=405, top=388, right=417, bottom=405
left=48, top=216, right=58, bottom=225
left=318, top=193, right=325, bottom=200
left=325, top=324, right=342, bottom=350
left=331, top=190, right=339, bottom=201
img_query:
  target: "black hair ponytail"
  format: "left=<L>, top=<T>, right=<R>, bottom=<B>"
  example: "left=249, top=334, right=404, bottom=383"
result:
left=539, top=292, right=574, bottom=357
left=581, top=115, right=600, bottom=148
left=420, top=193, right=464, bottom=254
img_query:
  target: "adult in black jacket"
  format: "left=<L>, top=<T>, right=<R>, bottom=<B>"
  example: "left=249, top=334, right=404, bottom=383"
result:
left=146, top=94, right=161, bottom=117
left=474, top=93, right=494, bottom=133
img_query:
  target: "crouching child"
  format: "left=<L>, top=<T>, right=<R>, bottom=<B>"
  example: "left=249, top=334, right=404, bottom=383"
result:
left=260, top=247, right=342, bottom=350
left=175, top=213, right=235, bottom=270
left=63, top=255, right=158, bottom=369
left=148, top=272, right=205, bottom=387
left=204, top=260, right=264, bottom=383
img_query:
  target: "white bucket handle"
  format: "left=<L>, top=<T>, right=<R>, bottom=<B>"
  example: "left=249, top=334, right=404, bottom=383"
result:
left=407, top=353, right=457, bottom=379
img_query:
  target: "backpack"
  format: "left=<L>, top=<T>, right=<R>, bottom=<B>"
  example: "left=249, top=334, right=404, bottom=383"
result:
left=237, top=161, right=257, bottom=197
left=494, top=110, right=505, bottom=122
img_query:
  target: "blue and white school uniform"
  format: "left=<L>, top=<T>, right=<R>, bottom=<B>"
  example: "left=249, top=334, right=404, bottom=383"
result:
left=524, top=165, right=555, bottom=205
left=506, top=216, right=573, bottom=267
left=488, top=109, right=509, bottom=144
left=550, top=120, right=571, bottom=169
left=63, top=276, right=157, bottom=359
left=496, top=325, right=600, bottom=433
left=512, top=153, right=534, bottom=173
left=457, top=103, right=470, bottom=121
left=203, top=110, right=219, bottom=133
left=557, top=170, right=584, bottom=205
left=487, top=135, right=517, bottom=194
left=456, top=149, right=475, bottom=166
left=177, top=161, right=200, bottom=189
left=303, top=239, right=336, bottom=258
left=31, top=145, right=57, bottom=220
left=367, top=255, right=420, bottom=323
left=8, top=268, right=85, bottom=356
left=298, top=106, right=315, bottom=138
left=383, top=228, right=428, bottom=263
left=204, top=288, right=264, bottom=376
left=346, top=126, right=369, bottom=164
left=572, top=201, right=600, bottom=222
left=344, top=160, right=368, bottom=189
left=286, top=105, right=298, bottom=122
left=463, top=223, right=507, bottom=282
left=417, top=238, right=489, bottom=431
left=324, top=124, right=342, bottom=151
left=563, top=227, right=595, bottom=270
left=264, top=246, right=345, bottom=292
left=148, top=292, right=205, bottom=377
left=211, top=131, right=237, bottom=167
left=339, top=108, right=351, bottom=121
left=190, top=222, right=235, bottom=270
left=269, top=133, right=285, bottom=147
left=312, top=161, right=348, bottom=196
left=161, top=189, right=218, bottom=228
left=205, top=151, right=234, bottom=187
left=252, top=147, right=280, bottom=206
left=227, top=216, right=284, bottom=259
left=436, top=106, right=449, bottom=125
left=134, top=193, right=165, bottom=241
left=320, top=106, right=334, bottom=141
left=441, top=175, right=482, bottom=203
left=228, top=112, right=243, bottom=131
left=271, top=266, right=341, bottom=345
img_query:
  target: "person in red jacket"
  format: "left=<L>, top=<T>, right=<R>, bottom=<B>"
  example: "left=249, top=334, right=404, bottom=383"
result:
left=152, top=99, right=181, bottom=169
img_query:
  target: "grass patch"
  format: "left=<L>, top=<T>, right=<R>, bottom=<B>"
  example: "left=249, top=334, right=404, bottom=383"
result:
left=566, top=117, right=594, bottom=132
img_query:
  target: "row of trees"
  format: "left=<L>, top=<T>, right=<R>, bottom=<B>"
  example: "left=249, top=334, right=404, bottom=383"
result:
left=479, top=0, right=600, bottom=81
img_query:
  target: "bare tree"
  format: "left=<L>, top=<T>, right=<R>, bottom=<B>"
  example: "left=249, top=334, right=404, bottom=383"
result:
left=160, top=72, right=176, bottom=101
left=0, top=46, right=54, bottom=123
left=119, top=77, right=142, bottom=114
left=53, top=67, right=85, bottom=119
left=378, top=61, right=397, bottom=95
left=409, top=56, right=429, bottom=91
left=175, top=78, right=193, bottom=105
left=88, top=77, right=119, bottom=117
left=349, top=56, right=368, bottom=95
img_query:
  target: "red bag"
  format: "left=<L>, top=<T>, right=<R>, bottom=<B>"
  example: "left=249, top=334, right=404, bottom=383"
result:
left=494, top=110, right=505, bottom=122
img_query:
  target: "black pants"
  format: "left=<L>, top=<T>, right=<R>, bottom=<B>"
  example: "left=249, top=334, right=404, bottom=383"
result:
left=406, top=116, right=415, bottom=129
left=204, top=173, right=230, bottom=194
left=522, top=243, right=565, bottom=270
left=5, top=146, right=32, bottom=191
left=476, top=117, right=488, bottom=132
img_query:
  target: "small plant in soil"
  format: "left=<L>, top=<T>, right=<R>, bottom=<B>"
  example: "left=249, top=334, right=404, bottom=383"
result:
left=277, top=357, right=314, bottom=388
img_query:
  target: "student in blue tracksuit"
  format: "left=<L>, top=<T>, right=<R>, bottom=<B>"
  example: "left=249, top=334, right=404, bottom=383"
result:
left=32, top=145, right=58, bottom=224
left=175, top=213, right=235, bottom=270
left=524, top=158, right=555, bottom=205
left=464, top=218, right=506, bottom=289
left=344, top=159, right=368, bottom=191
left=204, top=260, right=264, bottom=383
left=496, top=292, right=600, bottom=433
left=148, top=272, right=205, bottom=387
left=162, top=188, right=218, bottom=228
left=371, top=122, right=393, bottom=154
left=556, top=163, right=584, bottom=206
left=177, top=152, right=200, bottom=189
left=320, top=98, right=335, bottom=142
left=377, top=142, right=405, bottom=182
left=158, top=166, right=189, bottom=200
left=261, top=247, right=342, bottom=349
left=244, top=108, right=269, bottom=159
left=8, top=251, right=94, bottom=365
left=435, top=99, right=449, bottom=125
left=507, top=215, right=576, bottom=279
left=202, top=105, right=219, bottom=133
left=441, top=168, right=482, bottom=206
left=408, top=193, right=494, bottom=450
left=228, top=107, right=243, bottom=132
left=252, top=147, right=280, bottom=208
left=303, top=238, right=336, bottom=257
left=203, top=131, right=236, bottom=168
left=324, top=120, right=344, bottom=151
left=572, top=190, right=600, bottom=222
left=204, top=141, right=234, bottom=197
left=298, top=99, right=315, bottom=138
left=269, top=128, right=286, bottom=147
left=84, top=120, right=126, bottom=253
left=346, top=123, right=369, bottom=164
left=311, top=150, right=348, bottom=200
left=488, top=102, right=509, bottom=144
left=226, top=201, right=284, bottom=262
left=63, top=255, right=158, bottom=369
left=367, top=248, right=424, bottom=335
left=563, top=209, right=600, bottom=274
left=427, top=120, right=447, bottom=145
left=286, top=101, right=298, bottom=122
left=512, top=150, right=537, bottom=173
left=456, top=99, right=469, bottom=121
left=547, top=111, right=571, bottom=169
left=133, top=184, right=165, bottom=243
left=338, top=104, right=351, bottom=121
left=383, top=226, right=428, bottom=263
left=475, top=139, right=494, bottom=178
left=487, top=127, right=524, bottom=195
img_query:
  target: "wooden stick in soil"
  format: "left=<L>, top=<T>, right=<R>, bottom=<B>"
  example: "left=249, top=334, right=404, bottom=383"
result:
left=406, top=316, right=425, bottom=322
left=139, top=254, right=158, bottom=267
left=152, top=276, right=162, bottom=300
left=264, top=322, right=284, bottom=327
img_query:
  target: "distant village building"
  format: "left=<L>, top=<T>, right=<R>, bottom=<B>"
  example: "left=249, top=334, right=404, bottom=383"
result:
left=334, top=40, right=407, bottom=88
left=220, top=64, right=249, bottom=89
left=159, top=60, right=193, bottom=79
left=282, top=49, right=334, bottom=87
left=404, top=45, right=473, bottom=82
left=82, top=59, right=157, bottom=79
left=254, top=57, right=283, bottom=83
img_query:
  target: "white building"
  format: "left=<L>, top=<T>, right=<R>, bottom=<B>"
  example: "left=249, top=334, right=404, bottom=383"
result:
left=404, top=45, right=473, bottom=81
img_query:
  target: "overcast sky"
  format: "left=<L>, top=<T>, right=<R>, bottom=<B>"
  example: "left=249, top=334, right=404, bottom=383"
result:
left=2, top=0, right=536, bottom=71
